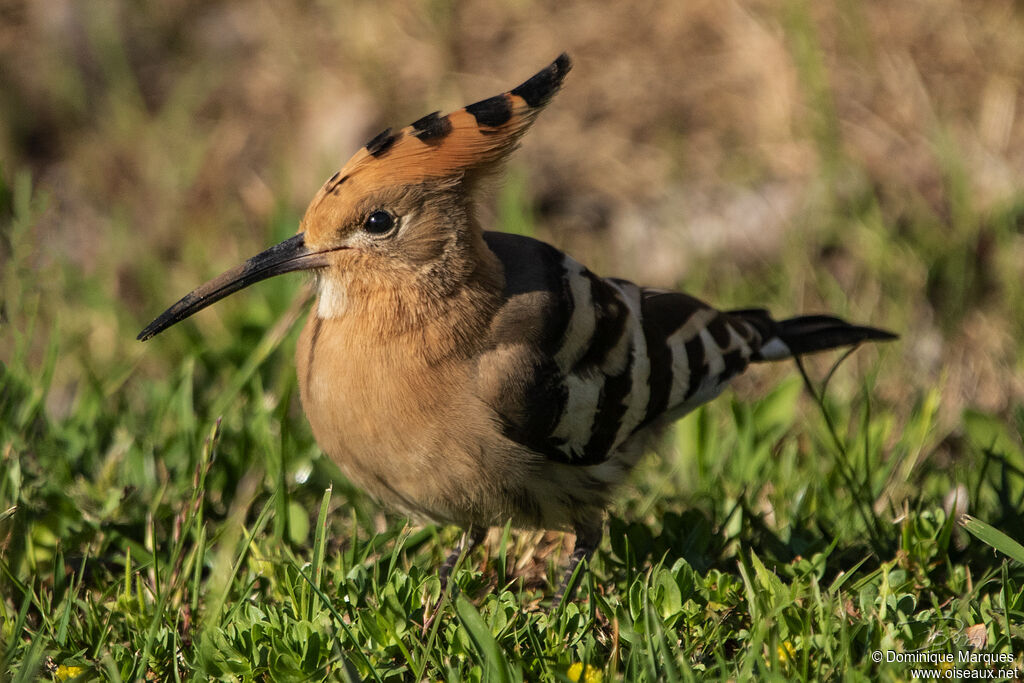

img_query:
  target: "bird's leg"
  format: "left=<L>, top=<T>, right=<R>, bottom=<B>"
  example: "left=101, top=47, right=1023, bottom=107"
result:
left=423, top=525, right=486, bottom=633
left=551, top=522, right=603, bottom=612
left=437, top=525, right=486, bottom=594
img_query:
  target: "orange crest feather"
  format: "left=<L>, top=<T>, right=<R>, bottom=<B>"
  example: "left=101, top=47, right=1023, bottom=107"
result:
left=318, top=54, right=570, bottom=197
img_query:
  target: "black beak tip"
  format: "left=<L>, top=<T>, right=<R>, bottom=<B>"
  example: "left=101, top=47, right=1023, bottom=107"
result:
left=134, top=232, right=317, bottom=344
left=137, top=322, right=164, bottom=341
left=137, top=312, right=176, bottom=341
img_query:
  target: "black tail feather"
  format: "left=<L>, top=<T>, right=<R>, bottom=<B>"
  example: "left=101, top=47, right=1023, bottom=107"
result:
left=732, top=309, right=897, bottom=360
left=776, top=315, right=897, bottom=356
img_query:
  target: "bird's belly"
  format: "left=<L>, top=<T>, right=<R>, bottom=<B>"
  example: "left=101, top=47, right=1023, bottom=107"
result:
left=308, top=376, right=465, bottom=521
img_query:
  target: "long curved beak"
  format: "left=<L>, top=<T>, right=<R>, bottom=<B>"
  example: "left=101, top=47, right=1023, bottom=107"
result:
left=137, top=232, right=330, bottom=341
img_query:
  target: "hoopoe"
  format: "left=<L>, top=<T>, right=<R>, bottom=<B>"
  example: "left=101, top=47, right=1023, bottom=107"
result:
left=139, top=54, right=895, bottom=607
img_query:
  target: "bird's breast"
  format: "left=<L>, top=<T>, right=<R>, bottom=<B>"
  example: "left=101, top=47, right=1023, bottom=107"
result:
left=294, top=309, right=502, bottom=524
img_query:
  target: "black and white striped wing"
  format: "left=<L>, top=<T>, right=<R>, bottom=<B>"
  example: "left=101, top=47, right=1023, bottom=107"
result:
left=639, top=291, right=769, bottom=424
left=479, top=232, right=770, bottom=467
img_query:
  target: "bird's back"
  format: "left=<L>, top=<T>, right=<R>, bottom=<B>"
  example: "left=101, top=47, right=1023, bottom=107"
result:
left=478, top=232, right=768, bottom=468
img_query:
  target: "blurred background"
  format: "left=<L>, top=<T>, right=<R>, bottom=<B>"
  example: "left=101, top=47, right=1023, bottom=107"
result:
left=2, top=0, right=1024, bottom=453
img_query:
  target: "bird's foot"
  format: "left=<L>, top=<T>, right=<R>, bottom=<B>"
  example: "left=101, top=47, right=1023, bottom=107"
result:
left=550, top=523, right=602, bottom=614
left=421, top=525, right=486, bottom=635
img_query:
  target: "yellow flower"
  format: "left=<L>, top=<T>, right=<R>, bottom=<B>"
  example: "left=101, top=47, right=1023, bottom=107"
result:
left=568, top=662, right=604, bottom=683
left=55, top=665, right=84, bottom=681
left=777, top=641, right=796, bottom=664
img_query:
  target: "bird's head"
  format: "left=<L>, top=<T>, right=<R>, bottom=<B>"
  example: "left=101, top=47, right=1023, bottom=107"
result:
left=138, top=54, right=571, bottom=340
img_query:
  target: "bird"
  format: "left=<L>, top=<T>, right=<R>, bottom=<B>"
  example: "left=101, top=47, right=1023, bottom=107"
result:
left=138, top=53, right=895, bottom=608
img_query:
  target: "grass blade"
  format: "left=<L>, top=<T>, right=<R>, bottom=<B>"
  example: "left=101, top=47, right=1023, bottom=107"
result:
left=959, top=515, right=1024, bottom=564
left=455, top=595, right=512, bottom=683
left=307, top=484, right=332, bottom=621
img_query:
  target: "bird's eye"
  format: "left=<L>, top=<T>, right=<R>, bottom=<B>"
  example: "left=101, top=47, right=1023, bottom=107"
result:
left=363, top=210, right=396, bottom=235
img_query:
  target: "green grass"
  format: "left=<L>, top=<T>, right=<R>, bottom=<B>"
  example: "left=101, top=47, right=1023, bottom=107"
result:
left=2, top=165, right=1024, bottom=682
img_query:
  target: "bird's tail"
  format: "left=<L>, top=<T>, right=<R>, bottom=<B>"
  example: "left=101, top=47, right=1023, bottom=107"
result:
left=731, top=309, right=898, bottom=361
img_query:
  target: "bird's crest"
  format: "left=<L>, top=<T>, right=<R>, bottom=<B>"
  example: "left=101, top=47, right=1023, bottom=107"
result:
left=310, top=54, right=571, bottom=210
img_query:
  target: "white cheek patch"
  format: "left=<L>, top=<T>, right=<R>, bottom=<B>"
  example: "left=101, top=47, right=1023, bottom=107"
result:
left=317, top=277, right=349, bottom=318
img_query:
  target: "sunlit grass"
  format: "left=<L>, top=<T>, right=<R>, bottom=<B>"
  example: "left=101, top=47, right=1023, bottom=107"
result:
left=2, top=162, right=1023, bottom=680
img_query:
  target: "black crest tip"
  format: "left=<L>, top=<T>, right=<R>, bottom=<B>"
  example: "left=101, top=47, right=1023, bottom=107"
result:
left=365, top=128, right=398, bottom=157
left=510, top=52, right=572, bottom=108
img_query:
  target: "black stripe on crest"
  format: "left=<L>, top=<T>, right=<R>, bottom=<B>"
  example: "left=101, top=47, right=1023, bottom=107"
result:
left=365, top=128, right=398, bottom=156
left=466, top=95, right=513, bottom=127
left=325, top=172, right=348, bottom=194
left=410, top=111, right=453, bottom=142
